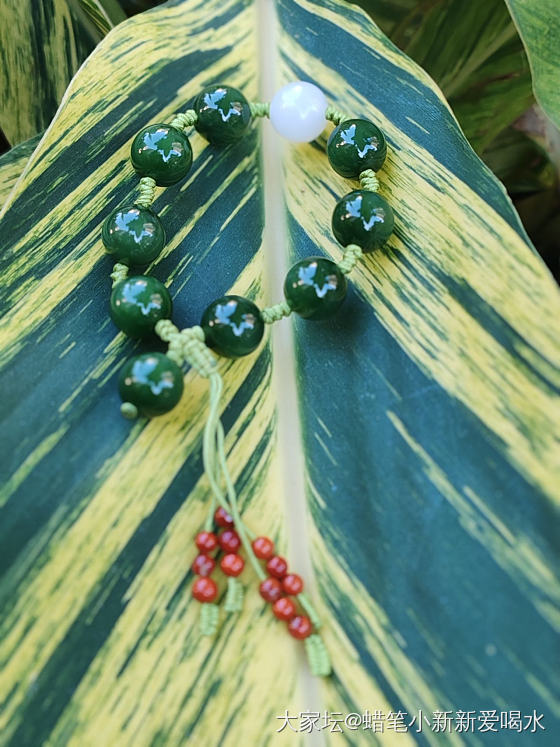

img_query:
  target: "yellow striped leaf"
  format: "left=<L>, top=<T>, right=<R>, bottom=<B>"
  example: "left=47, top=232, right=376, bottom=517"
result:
left=0, top=134, right=41, bottom=208
left=0, top=0, right=97, bottom=145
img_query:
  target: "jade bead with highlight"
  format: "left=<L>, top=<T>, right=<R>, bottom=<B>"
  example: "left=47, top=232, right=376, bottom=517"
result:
left=118, top=352, right=184, bottom=417
left=284, top=256, right=347, bottom=320
left=110, top=275, right=172, bottom=338
left=332, top=190, right=394, bottom=252
left=102, top=206, right=165, bottom=265
left=194, top=84, right=252, bottom=145
left=130, top=124, right=193, bottom=186
left=201, top=295, right=264, bottom=358
left=327, top=118, right=387, bottom=177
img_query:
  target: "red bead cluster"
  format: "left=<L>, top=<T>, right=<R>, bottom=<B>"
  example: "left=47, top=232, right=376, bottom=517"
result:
left=191, top=507, right=245, bottom=603
left=191, top=513, right=315, bottom=641
left=254, top=536, right=313, bottom=640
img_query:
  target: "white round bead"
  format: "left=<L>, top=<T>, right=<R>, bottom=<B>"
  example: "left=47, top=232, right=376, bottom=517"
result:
left=269, top=81, right=328, bottom=142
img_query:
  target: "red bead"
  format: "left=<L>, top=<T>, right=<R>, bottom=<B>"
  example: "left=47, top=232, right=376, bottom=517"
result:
left=272, top=597, right=296, bottom=621
left=252, top=536, right=275, bottom=560
left=192, top=554, right=215, bottom=577
left=282, top=573, right=304, bottom=595
left=288, top=615, right=312, bottom=639
left=218, top=529, right=241, bottom=553
left=220, top=553, right=244, bottom=577
left=266, top=555, right=288, bottom=579
left=214, top=506, right=234, bottom=528
left=195, top=531, right=218, bottom=553
left=192, top=577, right=218, bottom=603
left=259, top=577, right=283, bottom=603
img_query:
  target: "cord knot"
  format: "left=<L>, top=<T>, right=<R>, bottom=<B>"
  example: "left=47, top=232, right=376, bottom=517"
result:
left=134, top=177, right=157, bottom=208
left=325, top=106, right=348, bottom=126
left=359, top=169, right=380, bottom=192
left=249, top=101, right=270, bottom=118
left=260, top=301, right=292, bottom=324
left=169, top=110, right=198, bottom=131
left=338, top=244, right=363, bottom=275
left=180, top=326, right=217, bottom=378
left=110, top=262, right=129, bottom=286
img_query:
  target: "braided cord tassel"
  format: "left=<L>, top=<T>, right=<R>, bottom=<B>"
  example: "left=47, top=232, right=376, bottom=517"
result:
left=200, top=603, right=220, bottom=636
left=305, top=634, right=332, bottom=677
left=223, top=577, right=244, bottom=613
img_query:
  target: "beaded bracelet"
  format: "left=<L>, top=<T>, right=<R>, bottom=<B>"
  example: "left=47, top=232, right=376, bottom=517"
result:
left=101, top=81, right=394, bottom=678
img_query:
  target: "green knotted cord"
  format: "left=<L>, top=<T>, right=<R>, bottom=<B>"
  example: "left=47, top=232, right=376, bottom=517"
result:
left=337, top=244, right=363, bottom=275
left=325, top=105, right=348, bottom=126
left=261, top=300, right=292, bottom=324
left=200, top=602, right=220, bottom=636
left=249, top=101, right=270, bottom=118
left=110, top=262, right=128, bottom=287
left=305, top=634, right=332, bottom=677
left=170, top=110, right=198, bottom=131
left=134, top=176, right=157, bottom=209
left=359, top=168, right=380, bottom=192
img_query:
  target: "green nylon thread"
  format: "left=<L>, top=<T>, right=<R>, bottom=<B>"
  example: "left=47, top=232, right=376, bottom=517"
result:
left=359, top=169, right=380, bottom=192
left=202, top=371, right=266, bottom=581
left=325, top=105, right=348, bottom=126
left=154, top=320, right=262, bottom=572
left=200, top=603, right=220, bottom=636
left=249, top=101, right=270, bottom=118
left=305, top=634, right=332, bottom=677
left=170, top=110, right=198, bottom=131
left=224, top=577, right=244, bottom=613
left=110, top=262, right=128, bottom=287
left=134, top=176, right=157, bottom=208
left=297, top=592, right=323, bottom=630
left=261, top=300, right=292, bottom=324
left=337, top=244, right=363, bottom=275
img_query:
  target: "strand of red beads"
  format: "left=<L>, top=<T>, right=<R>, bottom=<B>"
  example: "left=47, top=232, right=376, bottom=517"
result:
left=102, top=82, right=394, bottom=679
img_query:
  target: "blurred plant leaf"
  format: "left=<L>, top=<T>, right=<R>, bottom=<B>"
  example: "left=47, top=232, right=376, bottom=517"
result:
left=451, top=36, right=533, bottom=153
left=0, top=0, right=98, bottom=145
left=117, top=0, right=166, bottom=14
left=0, top=0, right=559, bottom=743
left=505, top=0, right=560, bottom=129
left=0, top=134, right=42, bottom=209
left=348, top=0, right=419, bottom=37
left=401, top=0, right=517, bottom=97
left=483, top=126, right=556, bottom=194
left=72, top=0, right=127, bottom=35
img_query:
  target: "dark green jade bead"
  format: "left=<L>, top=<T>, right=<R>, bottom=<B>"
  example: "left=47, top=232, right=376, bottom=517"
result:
left=201, top=295, right=264, bottom=358
left=118, top=352, right=184, bottom=417
left=194, top=84, right=251, bottom=145
left=332, top=189, right=394, bottom=252
left=130, top=124, right=193, bottom=186
left=102, top=206, right=165, bottom=265
left=284, top=257, right=347, bottom=320
left=327, top=118, right=387, bottom=177
left=110, top=276, right=172, bottom=338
